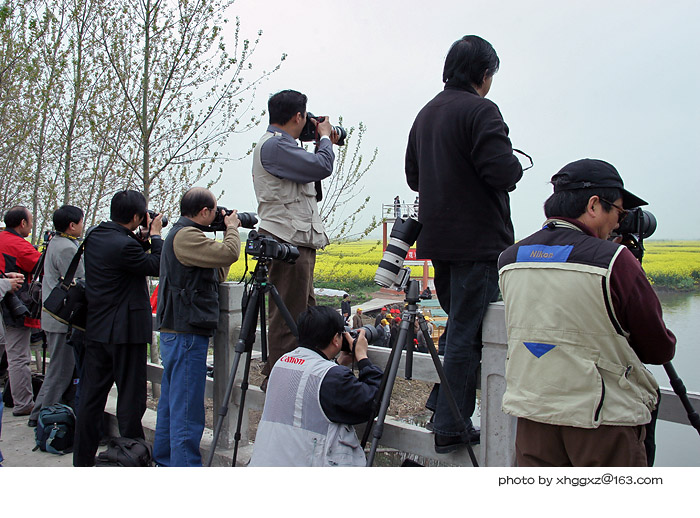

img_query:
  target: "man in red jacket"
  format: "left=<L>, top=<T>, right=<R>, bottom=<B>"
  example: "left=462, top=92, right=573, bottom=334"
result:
left=0, top=206, right=41, bottom=416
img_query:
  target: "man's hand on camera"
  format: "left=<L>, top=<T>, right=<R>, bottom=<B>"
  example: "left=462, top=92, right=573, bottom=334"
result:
left=224, top=209, right=240, bottom=229
left=343, top=328, right=369, bottom=362
left=151, top=213, right=164, bottom=236
left=316, top=116, right=332, bottom=139
left=329, top=128, right=341, bottom=145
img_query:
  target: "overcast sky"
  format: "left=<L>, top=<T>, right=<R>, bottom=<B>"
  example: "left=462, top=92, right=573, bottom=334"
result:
left=215, top=0, right=700, bottom=241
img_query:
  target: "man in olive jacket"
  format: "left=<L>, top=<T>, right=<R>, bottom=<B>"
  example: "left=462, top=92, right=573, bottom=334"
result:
left=153, top=187, right=240, bottom=466
left=73, top=190, right=163, bottom=467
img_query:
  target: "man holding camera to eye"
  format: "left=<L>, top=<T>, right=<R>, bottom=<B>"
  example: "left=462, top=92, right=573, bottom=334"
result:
left=0, top=206, right=41, bottom=417
left=153, top=187, right=241, bottom=466
left=405, top=36, right=523, bottom=452
left=252, top=89, right=341, bottom=390
left=250, top=305, right=383, bottom=466
left=73, top=190, right=163, bottom=467
left=498, top=159, right=676, bottom=467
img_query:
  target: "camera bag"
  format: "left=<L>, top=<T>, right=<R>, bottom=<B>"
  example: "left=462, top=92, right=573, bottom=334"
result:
left=95, top=437, right=153, bottom=467
left=43, top=239, right=87, bottom=331
left=33, top=403, right=76, bottom=454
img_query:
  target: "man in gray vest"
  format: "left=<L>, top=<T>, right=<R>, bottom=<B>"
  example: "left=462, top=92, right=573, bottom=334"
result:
left=154, top=187, right=241, bottom=466
left=252, top=89, right=341, bottom=389
left=250, top=305, right=383, bottom=466
left=498, top=159, right=675, bottom=466
left=28, top=205, right=85, bottom=427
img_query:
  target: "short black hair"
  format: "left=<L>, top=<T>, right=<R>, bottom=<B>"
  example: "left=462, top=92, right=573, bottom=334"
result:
left=3, top=206, right=30, bottom=228
left=268, top=90, right=307, bottom=126
left=297, top=306, right=345, bottom=350
left=180, top=187, right=215, bottom=218
left=53, top=205, right=84, bottom=232
left=544, top=184, right=622, bottom=219
left=110, top=190, right=147, bottom=224
left=443, top=35, right=500, bottom=88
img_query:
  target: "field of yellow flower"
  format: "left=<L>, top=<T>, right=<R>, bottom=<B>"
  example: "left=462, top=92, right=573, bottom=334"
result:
left=227, top=240, right=700, bottom=291
left=642, top=241, right=700, bottom=290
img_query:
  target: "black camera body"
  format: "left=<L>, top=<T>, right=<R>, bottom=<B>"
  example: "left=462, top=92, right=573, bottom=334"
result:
left=208, top=208, right=257, bottom=232
left=341, top=324, right=384, bottom=352
left=140, top=210, right=169, bottom=228
left=299, top=112, right=347, bottom=146
left=611, top=208, right=657, bottom=263
left=615, top=207, right=657, bottom=239
left=245, top=230, right=300, bottom=264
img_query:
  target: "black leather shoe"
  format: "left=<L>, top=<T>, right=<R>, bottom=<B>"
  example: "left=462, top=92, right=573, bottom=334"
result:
left=27, top=419, right=37, bottom=428
left=434, top=425, right=480, bottom=453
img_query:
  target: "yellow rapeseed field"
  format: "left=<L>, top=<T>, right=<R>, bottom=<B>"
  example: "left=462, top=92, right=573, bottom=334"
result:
left=227, top=239, right=700, bottom=291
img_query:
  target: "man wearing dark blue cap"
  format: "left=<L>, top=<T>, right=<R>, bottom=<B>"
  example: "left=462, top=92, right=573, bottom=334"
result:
left=497, top=158, right=676, bottom=467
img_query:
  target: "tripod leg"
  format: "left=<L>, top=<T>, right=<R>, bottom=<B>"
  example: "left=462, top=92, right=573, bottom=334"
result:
left=231, top=341, right=255, bottom=466
left=366, top=321, right=412, bottom=466
left=360, top=332, right=401, bottom=449
left=418, top=314, right=478, bottom=466
left=259, top=292, right=268, bottom=363
left=206, top=288, right=260, bottom=467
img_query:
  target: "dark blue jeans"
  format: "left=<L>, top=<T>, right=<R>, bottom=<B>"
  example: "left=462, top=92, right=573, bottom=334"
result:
left=426, top=260, right=499, bottom=436
left=153, top=332, right=209, bottom=467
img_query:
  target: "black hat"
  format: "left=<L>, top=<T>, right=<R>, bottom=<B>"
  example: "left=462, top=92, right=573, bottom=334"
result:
left=551, top=159, right=647, bottom=209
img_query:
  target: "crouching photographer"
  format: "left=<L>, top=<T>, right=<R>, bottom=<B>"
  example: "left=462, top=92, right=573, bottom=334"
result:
left=250, top=305, right=383, bottom=466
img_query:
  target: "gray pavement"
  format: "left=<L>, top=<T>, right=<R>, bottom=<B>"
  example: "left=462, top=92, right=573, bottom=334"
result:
left=0, top=406, right=74, bottom=466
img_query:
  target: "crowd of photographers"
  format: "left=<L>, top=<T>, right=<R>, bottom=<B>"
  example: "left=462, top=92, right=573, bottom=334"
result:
left=1, top=33, right=678, bottom=468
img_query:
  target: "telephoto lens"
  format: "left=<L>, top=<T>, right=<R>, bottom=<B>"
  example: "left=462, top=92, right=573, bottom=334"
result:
left=616, top=208, right=657, bottom=239
left=374, top=217, right=423, bottom=288
left=341, top=324, right=385, bottom=352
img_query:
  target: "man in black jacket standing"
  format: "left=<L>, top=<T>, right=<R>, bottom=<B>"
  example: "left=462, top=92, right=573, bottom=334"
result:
left=73, top=190, right=163, bottom=466
left=405, top=35, right=523, bottom=453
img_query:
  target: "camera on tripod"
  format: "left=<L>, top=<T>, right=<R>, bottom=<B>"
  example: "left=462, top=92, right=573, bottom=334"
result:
left=299, top=112, right=347, bottom=146
left=245, top=230, right=300, bottom=264
left=207, top=208, right=258, bottom=232
left=342, top=324, right=385, bottom=352
left=375, top=217, right=423, bottom=289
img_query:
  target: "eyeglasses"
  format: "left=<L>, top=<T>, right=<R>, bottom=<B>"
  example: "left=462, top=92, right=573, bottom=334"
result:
left=599, top=197, right=629, bottom=224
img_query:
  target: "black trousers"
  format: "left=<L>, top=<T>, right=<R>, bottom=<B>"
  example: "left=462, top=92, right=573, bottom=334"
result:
left=73, top=341, right=147, bottom=466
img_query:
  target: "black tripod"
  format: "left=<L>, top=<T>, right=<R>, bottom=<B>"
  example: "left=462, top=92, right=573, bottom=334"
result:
left=362, top=278, right=478, bottom=467
left=205, top=257, right=298, bottom=467
left=628, top=234, right=700, bottom=438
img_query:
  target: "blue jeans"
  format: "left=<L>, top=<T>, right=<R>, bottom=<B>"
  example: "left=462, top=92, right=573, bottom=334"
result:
left=427, top=260, right=499, bottom=436
left=153, top=332, right=209, bottom=466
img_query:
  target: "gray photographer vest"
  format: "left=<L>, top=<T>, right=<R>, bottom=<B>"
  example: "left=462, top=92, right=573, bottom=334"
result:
left=252, top=131, right=329, bottom=249
left=250, top=347, right=366, bottom=467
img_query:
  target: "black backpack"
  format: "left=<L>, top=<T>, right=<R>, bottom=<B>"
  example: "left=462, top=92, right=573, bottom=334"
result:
left=95, top=437, right=153, bottom=467
left=34, top=403, right=76, bottom=454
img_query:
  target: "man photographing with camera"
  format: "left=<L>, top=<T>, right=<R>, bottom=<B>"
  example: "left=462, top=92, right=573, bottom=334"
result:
left=153, top=187, right=241, bottom=466
left=498, top=159, right=676, bottom=467
left=250, top=305, right=383, bottom=466
left=73, top=190, right=163, bottom=466
left=252, top=89, right=341, bottom=390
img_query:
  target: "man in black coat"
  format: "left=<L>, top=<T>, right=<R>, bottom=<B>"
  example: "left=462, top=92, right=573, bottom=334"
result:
left=73, top=190, right=163, bottom=467
left=405, top=35, right=523, bottom=453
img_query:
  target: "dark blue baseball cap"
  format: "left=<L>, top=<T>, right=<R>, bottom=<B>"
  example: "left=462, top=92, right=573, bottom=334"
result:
left=551, top=158, right=647, bottom=209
